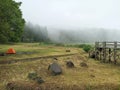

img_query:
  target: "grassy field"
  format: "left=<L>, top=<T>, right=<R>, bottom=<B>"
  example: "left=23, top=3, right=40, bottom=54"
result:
left=0, top=43, right=120, bottom=90
left=0, top=43, right=78, bottom=61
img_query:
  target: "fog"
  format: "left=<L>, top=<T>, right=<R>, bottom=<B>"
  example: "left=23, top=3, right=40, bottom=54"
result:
left=23, top=23, right=120, bottom=43
left=15, top=0, right=120, bottom=29
left=15, top=0, right=120, bottom=43
left=48, top=28, right=120, bottom=43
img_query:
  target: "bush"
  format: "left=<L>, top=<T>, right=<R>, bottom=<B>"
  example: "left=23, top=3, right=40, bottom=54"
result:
left=28, top=72, right=37, bottom=80
left=54, top=43, right=65, bottom=46
left=78, top=44, right=87, bottom=48
left=83, top=44, right=92, bottom=53
left=0, top=34, right=8, bottom=43
left=39, top=42, right=55, bottom=46
left=27, top=72, right=44, bottom=84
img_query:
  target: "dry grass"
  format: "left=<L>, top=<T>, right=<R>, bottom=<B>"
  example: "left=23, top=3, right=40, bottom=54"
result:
left=0, top=43, right=120, bottom=90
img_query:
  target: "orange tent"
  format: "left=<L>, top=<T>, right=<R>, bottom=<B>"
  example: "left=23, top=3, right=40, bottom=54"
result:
left=6, top=48, right=16, bottom=54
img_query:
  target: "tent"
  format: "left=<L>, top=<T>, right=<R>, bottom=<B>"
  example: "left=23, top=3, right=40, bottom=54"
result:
left=6, top=48, right=16, bottom=54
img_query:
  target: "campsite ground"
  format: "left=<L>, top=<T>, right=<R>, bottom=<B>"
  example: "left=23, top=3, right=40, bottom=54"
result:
left=0, top=43, right=120, bottom=90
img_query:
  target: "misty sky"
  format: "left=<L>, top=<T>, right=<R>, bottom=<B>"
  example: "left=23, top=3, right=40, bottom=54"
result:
left=15, top=0, right=120, bottom=30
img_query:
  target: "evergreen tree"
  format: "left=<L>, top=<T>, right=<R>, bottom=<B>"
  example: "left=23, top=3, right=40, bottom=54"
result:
left=0, top=0, right=25, bottom=43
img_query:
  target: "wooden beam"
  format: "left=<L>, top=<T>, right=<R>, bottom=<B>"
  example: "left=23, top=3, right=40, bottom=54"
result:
left=114, top=42, right=117, bottom=64
left=103, top=42, right=106, bottom=62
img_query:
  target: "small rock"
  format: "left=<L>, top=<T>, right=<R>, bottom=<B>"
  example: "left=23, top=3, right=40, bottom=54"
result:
left=90, top=74, right=95, bottom=78
left=35, top=77, right=44, bottom=84
left=80, top=62, right=88, bottom=67
left=66, top=61, right=74, bottom=68
left=35, top=87, right=41, bottom=90
left=6, top=82, right=14, bottom=90
left=66, top=50, right=70, bottom=52
left=0, top=53, right=5, bottom=56
left=89, top=51, right=95, bottom=58
left=53, top=57, right=58, bottom=60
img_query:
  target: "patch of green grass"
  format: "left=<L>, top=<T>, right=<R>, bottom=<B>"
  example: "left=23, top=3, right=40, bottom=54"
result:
left=0, top=43, right=79, bottom=61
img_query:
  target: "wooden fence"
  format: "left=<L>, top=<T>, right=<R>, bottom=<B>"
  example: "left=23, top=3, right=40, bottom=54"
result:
left=93, top=42, right=120, bottom=64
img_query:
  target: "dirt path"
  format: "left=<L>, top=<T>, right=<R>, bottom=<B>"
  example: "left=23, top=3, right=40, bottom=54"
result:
left=0, top=53, right=78, bottom=64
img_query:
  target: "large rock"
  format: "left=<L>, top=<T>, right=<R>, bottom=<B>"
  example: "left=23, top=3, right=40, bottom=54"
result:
left=48, top=62, right=62, bottom=75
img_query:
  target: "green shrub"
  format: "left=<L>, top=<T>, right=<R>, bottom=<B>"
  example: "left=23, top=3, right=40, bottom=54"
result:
left=83, top=44, right=92, bottom=52
left=28, top=72, right=37, bottom=80
left=0, top=34, right=8, bottom=43
left=54, top=43, right=65, bottom=46
left=27, top=72, right=44, bottom=84
left=78, top=44, right=87, bottom=48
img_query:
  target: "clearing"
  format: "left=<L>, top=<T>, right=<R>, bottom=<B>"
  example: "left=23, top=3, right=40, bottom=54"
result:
left=0, top=43, right=120, bottom=90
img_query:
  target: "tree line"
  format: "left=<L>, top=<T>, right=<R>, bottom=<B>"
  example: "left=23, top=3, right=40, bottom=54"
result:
left=22, top=23, right=50, bottom=43
left=0, top=0, right=50, bottom=43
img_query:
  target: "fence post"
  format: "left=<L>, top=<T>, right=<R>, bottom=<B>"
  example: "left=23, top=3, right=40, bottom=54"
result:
left=103, top=42, right=106, bottom=62
left=108, top=48, right=111, bottom=63
left=114, top=42, right=117, bottom=64
left=95, top=42, right=99, bottom=60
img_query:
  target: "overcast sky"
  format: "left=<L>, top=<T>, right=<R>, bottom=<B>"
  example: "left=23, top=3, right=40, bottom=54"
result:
left=15, top=0, right=120, bottom=30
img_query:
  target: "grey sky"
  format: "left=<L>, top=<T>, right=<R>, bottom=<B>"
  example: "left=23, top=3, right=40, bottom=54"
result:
left=15, top=0, right=120, bottom=29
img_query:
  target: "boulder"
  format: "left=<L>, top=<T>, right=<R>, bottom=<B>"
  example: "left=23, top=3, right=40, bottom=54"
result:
left=66, top=61, right=74, bottom=68
left=90, top=53, right=95, bottom=58
left=48, top=62, right=62, bottom=75
left=89, top=51, right=95, bottom=58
